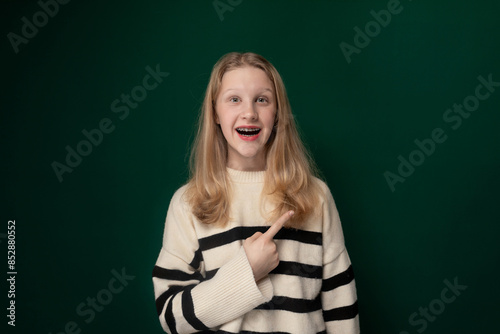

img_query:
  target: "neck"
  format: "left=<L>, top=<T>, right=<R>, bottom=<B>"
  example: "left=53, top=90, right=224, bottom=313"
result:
left=227, top=154, right=266, bottom=171
left=227, top=159, right=266, bottom=171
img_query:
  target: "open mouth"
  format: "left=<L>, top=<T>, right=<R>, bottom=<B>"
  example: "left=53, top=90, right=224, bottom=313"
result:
left=236, top=127, right=261, bottom=137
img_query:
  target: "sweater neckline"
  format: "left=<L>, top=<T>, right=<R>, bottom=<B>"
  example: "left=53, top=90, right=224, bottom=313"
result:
left=226, top=167, right=266, bottom=183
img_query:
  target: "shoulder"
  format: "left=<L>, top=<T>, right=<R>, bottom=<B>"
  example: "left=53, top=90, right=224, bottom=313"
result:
left=161, top=184, right=199, bottom=248
left=167, top=183, right=192, bottom=213
left=312, top=176, right=334, bottom=204
left=312, top=177, right=346, bottom=246
left=311, top=177, right=342, bottom=224
left=171, top=183, right=189, bottom=202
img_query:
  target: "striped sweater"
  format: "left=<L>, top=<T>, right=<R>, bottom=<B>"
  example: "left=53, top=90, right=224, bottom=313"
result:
left=152, top=168, right=360, bottom=333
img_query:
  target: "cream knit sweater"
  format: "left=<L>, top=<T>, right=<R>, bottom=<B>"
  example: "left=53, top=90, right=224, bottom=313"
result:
left=152, top=168, right=360, bottom=333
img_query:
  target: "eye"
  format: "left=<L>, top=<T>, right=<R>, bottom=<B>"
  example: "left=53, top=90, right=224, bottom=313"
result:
left=257, top=97, right=268, bottom=103
left=229, top=97, right=240, bottom=103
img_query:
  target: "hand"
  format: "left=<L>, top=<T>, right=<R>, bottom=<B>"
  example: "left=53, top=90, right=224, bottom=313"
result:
left=243, top=211, right=295, bottom=282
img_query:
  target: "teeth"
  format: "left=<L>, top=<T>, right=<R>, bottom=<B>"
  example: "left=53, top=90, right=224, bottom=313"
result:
left=237, top=127, right=260, bottom=132
left=236, top=127, right=261, bottom=137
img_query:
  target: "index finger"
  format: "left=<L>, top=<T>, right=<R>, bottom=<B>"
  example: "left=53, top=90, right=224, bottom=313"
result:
left=263, top=210, right=295, bottom=239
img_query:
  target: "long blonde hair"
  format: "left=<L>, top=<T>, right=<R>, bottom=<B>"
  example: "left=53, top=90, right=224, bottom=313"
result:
left=185, top=52, right=322, bottom=228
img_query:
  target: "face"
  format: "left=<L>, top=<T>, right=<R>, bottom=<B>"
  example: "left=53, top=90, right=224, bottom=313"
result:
left=215, top=66, right=277, bottom=171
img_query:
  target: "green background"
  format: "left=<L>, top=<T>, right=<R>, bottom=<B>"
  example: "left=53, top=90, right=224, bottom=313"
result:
left=2, top=0, right=499, bottom=333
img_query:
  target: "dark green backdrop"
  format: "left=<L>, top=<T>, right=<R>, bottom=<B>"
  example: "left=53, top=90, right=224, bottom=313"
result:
left=2, top=0, right=499, bottom=333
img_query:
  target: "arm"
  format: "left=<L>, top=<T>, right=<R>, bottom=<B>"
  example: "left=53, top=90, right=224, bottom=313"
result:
left=152, top=187, right=273, bottom=334
left=320, top=184, right=360, bottom=333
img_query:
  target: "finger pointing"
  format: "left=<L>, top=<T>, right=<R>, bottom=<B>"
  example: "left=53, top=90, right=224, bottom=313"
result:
left=263, top=210, right=294, bottom=239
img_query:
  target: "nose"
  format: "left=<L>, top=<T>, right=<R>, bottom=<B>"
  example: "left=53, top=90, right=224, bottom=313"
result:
left=242, top=102, right=258, bottom=120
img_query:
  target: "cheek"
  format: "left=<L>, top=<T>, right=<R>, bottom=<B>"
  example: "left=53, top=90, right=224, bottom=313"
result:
left=217, top=113, right=231, bottom=130
left=263, top=109, right=277, bottom=129
left=216, top=113, right=234, bottom=139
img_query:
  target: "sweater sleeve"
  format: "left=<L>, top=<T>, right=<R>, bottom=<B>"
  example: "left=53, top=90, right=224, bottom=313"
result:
left=319, top=183, right=360, bottom=333
left=152, top=186, right=273, bottom=334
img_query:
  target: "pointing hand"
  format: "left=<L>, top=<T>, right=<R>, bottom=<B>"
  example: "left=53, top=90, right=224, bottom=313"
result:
left=243, top=211, right=295, bottom=282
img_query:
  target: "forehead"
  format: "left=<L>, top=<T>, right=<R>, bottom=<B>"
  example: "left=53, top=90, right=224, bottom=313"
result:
left=220, top=66, right=274, bottom=92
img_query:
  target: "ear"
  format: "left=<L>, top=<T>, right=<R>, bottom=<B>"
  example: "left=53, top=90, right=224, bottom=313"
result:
left=215, top=112, right=220, bottom=124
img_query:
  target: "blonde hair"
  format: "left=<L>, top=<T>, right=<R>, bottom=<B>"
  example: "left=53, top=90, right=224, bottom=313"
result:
left=185, top=52, right=322, bottom=228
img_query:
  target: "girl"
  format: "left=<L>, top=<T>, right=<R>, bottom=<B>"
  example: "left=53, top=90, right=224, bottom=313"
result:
left=152, top=52, right=359, bottom=333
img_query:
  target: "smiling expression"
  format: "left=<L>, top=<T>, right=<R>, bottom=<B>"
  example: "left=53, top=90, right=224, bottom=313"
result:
left=215, top=66, right=277, bottom=171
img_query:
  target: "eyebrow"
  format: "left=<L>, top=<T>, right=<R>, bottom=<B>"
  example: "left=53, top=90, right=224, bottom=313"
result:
left=221, top=87, right=273, bottom=95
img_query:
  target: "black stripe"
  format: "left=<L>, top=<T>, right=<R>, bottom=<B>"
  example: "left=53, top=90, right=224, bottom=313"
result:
left=213, top=330, right=325, bottom=334
left=164, top=293, right=178, bottom=334
left=189, top=248, right=203, bottom=270
left=271, top=261, right=322, bottom=279
left=214, top=331, right=290, bottom=334
left=277, top=228, right=322, bottom=246
left=214, top=329, right=290, bottom=334
left=155, top=285, right=187, bottom=316
left=182, top=286, right=210, bottom=331
left=211, top=330, right=326, bottom=334
left=153, top=265, right=203, bottom=282
left=205, top=268, right=218, bottom=280
left=322, top=265, right=354, bottom=292
left=207, top=261, right=321, bottom=281
left=323, top=300, right=359, bottom=321
left=199, top=226, right=322, bottom=252
left=256, top=295, right=322, bottom=313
